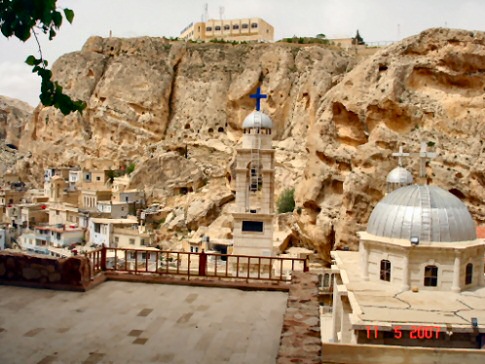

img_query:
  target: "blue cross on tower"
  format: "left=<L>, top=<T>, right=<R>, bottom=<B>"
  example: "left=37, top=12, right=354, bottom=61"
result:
left=250, top=87, right=268, bottom=111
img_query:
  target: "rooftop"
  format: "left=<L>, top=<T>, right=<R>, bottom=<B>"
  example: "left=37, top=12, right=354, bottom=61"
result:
left=0, top=281, right=287, bottom=363
left=332, top=251, right=485, bottom=332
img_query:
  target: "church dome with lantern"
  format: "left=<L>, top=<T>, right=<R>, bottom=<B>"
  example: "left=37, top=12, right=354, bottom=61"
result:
left=242, top=111, right=273, bottom=130
left=386, top=166, right=414, bottom=185
left=367, top=185, right=477, bottom=243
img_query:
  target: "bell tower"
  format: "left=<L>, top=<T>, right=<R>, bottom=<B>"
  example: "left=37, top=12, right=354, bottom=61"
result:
left=232, top=87, right=275, bottom=257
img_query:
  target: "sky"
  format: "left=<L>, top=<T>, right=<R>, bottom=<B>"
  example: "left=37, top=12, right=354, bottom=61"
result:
left=1, top=0, right=484, bottom=106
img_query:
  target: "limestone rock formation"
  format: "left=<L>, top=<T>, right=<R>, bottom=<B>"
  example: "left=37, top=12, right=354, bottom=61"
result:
left=295, top=28, right=485, bottom=261
left=0, top=96, right=32, bottom=182
left=16, top=37, right=351, bottom=249
left=0, top=95, right=33, bottom=147
left=12, top=28, right=485, bottom=263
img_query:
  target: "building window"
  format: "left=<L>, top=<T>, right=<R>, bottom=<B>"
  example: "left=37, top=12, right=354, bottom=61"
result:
left=130, top=252, right=136, bottom=259
left=466, top=263, right=473, bottom=285
left=215, top=26, right=221, bottom=31
left=206, top=27, right=212, bottom=31
left=233, top=24, right=239, bottom=30
left=56, top=210, right=59, bottom=215
left=251, top=23, right=258, bottom=28
left=424, top=265, right=438, bottom=287
left=96, top=176, right=101, bottom=181
left=242, top=24, right=248, bottom=29
left=85, top=174, right=90, bottom=181
left=114, top=237, right=119, bottom=243
left=224, top=25, right=230, bottom=30
left=380, top=260, right=391, bottom=281
left=129, top=238, right=135, bottom=245
left=94, top=223, right=101, bottom=233
left=56, top=232, right=61, bottom=240
left=242, top=221, right=263, bottom=232
left=141, top=239, right=145, bottom=246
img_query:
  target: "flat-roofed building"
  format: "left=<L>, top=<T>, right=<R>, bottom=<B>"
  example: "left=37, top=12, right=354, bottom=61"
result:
left=180, top=17, right=274, bottom=43
left=330, top=185, right=485, bottom=349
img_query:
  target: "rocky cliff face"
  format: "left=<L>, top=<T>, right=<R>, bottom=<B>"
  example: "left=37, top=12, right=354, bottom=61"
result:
left=295, top=28, right=485, bottom=260
left=20, top=38, right=350, bottom=173
left=14, top=28, right=485, bottom=262
left=0, top=96, right=32, bottom=181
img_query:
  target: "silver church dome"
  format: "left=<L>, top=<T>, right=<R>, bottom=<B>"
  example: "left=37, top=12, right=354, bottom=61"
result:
left=367, top=185, right=477, bottom=243
left=242, top=111, right=273, bottom=129
left=386, top=166, right=413, bottom=184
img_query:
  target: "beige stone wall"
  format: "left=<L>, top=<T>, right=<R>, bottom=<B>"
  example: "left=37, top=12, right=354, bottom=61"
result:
left=181, top=17, right=273, bottom=42
left=362, top=239, right=485, bottom=292
left=323, top=342, right=485, bottom=363
left=0, top=252, right=92, bottom=291
left=232, top=213, right=273, bottom=256
left=277, top=272, right=321, bottom=363
left=112, top=228, right=149, bottom=248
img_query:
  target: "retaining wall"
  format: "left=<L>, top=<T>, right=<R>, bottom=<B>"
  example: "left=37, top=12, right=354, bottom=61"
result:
left=0, top=252, right=92, bottom=291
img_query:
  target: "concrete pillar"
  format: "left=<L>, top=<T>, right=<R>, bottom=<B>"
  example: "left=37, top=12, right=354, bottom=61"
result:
left=479, top=248, right=485, bottom=286
left=331, top=278, right=340, bottom=343
left=360, top=241, right=369, bottom=280
left=402, top=254, right=410, bottom=291
left=340, top=302, right=346, bottom=342
left=452, top=252, right=461, bottom=292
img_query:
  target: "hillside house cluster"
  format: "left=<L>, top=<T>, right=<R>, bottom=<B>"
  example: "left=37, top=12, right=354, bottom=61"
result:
left=0, top=167, right=156, bottom=258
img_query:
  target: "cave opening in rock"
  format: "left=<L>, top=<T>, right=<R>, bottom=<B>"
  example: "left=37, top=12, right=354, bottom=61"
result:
left=449, top=188, right=466, bottom=200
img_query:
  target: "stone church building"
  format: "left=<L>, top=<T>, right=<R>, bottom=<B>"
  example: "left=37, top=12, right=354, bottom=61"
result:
left=331, top=181, right=485, bottom=348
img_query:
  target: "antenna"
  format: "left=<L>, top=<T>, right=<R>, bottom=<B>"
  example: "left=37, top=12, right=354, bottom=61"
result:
left=219, top=6, right=225, bottom=21
left=204, top=3, right=209, bottom=22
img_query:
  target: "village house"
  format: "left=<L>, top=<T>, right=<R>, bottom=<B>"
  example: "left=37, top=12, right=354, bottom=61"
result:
left=112, top=223, right=152, bottom=248
left=43, top=167, right=70, bottom=197
left=19, top=203, right=49, bottom=229
left=19, top=231, right=47, bottom=255
left=96, top=200, right=129, bottom=219
left=88, top=216, right=138, bottom=247
left=33, top=225, right=84, bottom=248
left=80, top=189, right=112, bottom=210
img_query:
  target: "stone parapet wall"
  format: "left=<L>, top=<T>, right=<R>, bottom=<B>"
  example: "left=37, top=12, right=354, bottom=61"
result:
left=277, top=272, right=321, bottom=363
left=322, top=342, right=485, bottom=364
left=0, top=252, right=92, bottom=291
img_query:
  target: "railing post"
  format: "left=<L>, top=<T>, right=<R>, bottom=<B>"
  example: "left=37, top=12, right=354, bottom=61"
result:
left=303, top=257, right=309, bottom=272
left=199, top=250, right=207, bottom=276
left=101, top=244, right=107, bottom=271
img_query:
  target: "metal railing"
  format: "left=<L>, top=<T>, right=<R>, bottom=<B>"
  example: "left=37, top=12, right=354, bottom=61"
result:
left=84, top=248, right=104, bottom=279
left=85, top=246, right=309, bottom=284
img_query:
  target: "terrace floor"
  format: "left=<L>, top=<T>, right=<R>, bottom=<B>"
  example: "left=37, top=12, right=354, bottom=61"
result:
left=0, top=281, right=288, bottom=364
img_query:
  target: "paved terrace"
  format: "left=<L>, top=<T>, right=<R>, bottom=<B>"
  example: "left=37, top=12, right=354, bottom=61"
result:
left=0, top=281, right=288, bottom=364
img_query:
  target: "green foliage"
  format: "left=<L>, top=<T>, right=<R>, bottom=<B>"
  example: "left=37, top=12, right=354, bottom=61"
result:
left=279, top=36, right=329, bottom=45
left=107, top=163, right=135, bottom=182
left=0, top=0, right=85, bottom=115
left=0, top=0, right=73, bottom=41
left=126, top=163, right=136, bottom=175
left=107, top=169, right=116, bottom=183
left=352, top=30, right=365, bottom=45
left=277, top=188, right=295, bottom=214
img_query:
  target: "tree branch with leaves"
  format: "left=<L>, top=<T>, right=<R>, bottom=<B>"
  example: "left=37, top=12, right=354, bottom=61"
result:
left=0, top=0, right=86, bottom=114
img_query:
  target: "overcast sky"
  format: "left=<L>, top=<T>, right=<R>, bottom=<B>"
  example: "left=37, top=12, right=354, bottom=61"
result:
left=1, top=0, right=484, bottom=106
